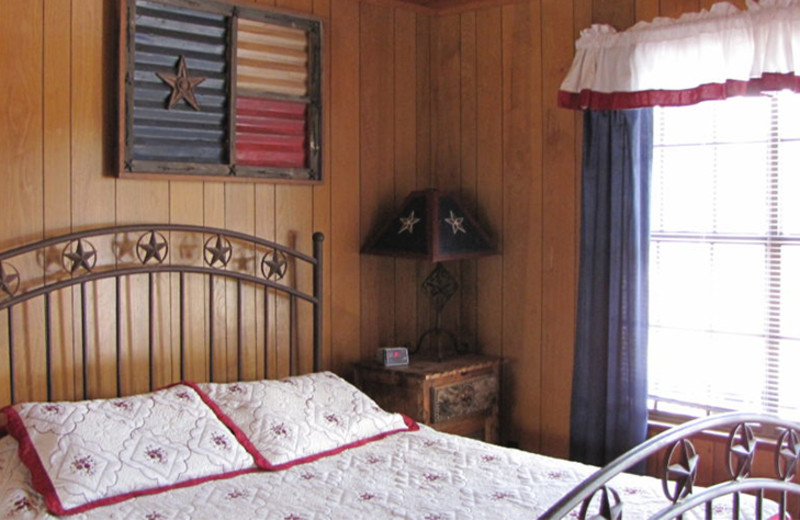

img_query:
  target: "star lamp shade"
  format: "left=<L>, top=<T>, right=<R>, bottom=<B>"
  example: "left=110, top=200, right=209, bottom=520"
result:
left=361, top=189, right=497, bottom=261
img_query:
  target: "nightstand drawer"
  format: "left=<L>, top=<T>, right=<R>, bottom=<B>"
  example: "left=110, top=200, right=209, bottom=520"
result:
left=352, top=354, right=502, bottom=443
left=432, top=375, right=497, bottom=423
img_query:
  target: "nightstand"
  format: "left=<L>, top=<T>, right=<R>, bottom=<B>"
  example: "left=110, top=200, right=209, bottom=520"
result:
left=353, top=354, right=501, bottom=443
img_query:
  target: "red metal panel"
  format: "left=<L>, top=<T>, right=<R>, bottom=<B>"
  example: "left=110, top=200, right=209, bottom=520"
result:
left=235, top=96, right=307, bottom=168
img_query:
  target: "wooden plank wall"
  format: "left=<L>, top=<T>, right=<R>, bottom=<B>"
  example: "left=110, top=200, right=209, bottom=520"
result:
left=0, top=0, right=429, bottom=404
left=0, top=0, right=746, bottom=461
left=419, top=0, right=752, bottom=458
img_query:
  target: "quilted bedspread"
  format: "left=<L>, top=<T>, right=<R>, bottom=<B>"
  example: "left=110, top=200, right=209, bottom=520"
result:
left=0, top=424, right=774, bottom=520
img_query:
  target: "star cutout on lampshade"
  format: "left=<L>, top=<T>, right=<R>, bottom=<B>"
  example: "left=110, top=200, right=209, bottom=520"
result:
left=398, top=211, right=421, bottom=235
left=362, top=189, right=496, bottom=262
left=156, top=55, right=206, bottom=111
left=444, top=210, right=466, bottom=235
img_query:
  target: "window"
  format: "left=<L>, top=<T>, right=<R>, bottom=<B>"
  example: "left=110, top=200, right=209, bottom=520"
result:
left=648, top=91, right=800, bottom=421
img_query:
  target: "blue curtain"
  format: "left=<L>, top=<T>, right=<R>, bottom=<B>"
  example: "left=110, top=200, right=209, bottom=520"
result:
left=570, top=109, right=653, bottom=467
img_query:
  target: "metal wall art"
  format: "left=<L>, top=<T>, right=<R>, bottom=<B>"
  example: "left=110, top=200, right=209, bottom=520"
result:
left=119, top=0, right=323, bottom=182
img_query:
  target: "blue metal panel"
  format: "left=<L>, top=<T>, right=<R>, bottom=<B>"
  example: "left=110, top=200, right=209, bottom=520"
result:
left=131, top=0, right=229, bottom=164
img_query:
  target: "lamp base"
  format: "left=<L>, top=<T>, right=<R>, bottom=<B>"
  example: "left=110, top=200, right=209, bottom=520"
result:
left=415, top=327, right=459, bottom=362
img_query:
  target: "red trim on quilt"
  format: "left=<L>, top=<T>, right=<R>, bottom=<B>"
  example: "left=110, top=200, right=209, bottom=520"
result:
left=558, top=73, right=800, bottom=110
left=2, top=405, right=63, bottom=515
left=267, top=414, right=420, bottom=471
left=180, top=380, right=269, bottom=467
left=1, top=388, right=261, bottom=516
left=191, top=380, right=421, bottom=471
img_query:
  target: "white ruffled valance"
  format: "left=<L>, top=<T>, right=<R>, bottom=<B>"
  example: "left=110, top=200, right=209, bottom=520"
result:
left=559, top=0, right=800, bottom=110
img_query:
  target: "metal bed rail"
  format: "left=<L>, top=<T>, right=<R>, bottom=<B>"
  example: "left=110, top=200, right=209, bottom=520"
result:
left=540, top=412, right=800, bottom=519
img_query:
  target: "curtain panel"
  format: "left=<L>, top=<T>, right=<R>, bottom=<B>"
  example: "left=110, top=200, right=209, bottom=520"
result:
left=570, top=109, right=653, bottom=467
left=560, top=0, right=800, bottom=110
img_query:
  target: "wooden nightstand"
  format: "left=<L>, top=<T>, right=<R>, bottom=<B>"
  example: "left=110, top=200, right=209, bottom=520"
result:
left=353, top=354, right=501, bottom=443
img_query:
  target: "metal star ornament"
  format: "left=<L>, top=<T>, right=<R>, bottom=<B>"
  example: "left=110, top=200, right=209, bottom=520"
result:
left=261, top=250, right=288, bottom=280
left=398, top=210, right=421, bottom=235
left=204, top=235, right=232, bottom=269
left=156, top=55, right=206, bottom=111
left=664, top=439, right=698, bottom=502
left=777, top=429, right=800, bottom=481
left=444, top=210, right=466, bottom=235
left=727, top=423, right=756, bottom=480
left=63, top=240, right=97, bottom=274
left=0, top=261, right=20, bottom=297
left=137, top=231, right=169, bottom=264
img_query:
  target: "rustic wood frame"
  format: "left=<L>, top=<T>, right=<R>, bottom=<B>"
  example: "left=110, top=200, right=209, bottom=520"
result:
left=118, top=0, right=323, bottom=183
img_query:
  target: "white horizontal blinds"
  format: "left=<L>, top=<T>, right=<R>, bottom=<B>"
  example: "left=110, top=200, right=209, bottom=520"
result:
left=648, top=91, right=800, bottom=420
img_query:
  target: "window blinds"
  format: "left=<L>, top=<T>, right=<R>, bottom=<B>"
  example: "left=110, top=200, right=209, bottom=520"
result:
left=648, top=91, right=800, bottom=420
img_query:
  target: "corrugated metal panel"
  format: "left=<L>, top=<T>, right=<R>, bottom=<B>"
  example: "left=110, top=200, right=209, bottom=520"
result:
left=236, top=97, right=306, bottom=168
left=131, top=0, right=229, bottom=164
left=236, top=19, right=308, bottom=98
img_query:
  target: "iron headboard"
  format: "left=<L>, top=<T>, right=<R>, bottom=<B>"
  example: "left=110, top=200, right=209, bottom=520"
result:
left=0, top=224, right=323, bottom=405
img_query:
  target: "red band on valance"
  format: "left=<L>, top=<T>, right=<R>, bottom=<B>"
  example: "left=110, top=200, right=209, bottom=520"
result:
left=559, top=73, right=800, bottom=111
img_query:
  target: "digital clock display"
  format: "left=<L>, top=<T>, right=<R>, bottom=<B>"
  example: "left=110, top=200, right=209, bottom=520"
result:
left=379, top=347, right=409, bottom=367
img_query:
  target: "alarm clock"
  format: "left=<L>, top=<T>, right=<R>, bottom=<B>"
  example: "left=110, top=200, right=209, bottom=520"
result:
left=378, top=346, right=410, bottom=367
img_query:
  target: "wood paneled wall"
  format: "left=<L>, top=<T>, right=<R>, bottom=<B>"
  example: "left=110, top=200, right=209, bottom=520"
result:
left=0, top=0, right=750, bottom=461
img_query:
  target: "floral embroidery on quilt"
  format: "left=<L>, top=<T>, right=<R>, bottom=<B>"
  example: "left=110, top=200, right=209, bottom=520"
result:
left=225, top=489, right=249, bottom=500
left=10, top=496, right=34, bottom=515
left=197, top=372, right=417, bottom=469
left=6, top=384, right=256, bottom=515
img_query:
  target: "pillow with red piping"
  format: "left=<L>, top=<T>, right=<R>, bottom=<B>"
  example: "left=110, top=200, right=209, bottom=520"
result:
left=2, top=384, right=257, bottom=516
left=194, top=372, right=418, bottom=470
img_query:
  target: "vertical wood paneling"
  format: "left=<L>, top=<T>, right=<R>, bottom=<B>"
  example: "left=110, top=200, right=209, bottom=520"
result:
left=225, top=184, right=257, bottom=379
left=360, top=1, right=395, bottom=360
left=501, top=0, right=543, bottom=451
left=330, top=0, right=361, bottom=375
left=459, top=12, right=478, bottom=351
left=204, top=182, right=227, bottom=381
left=635, top=0, right=659, bottom=22
left=276, top=187, right=314, bottom=374
left=271, top=0, right=317, bottom=379
left=593, top=0, right=634, bottom=28
left=255, top=185, right=277, bottom=378
left=414, top=14, right=433, bottom=352
left=170, top=182, right=208, bottom=382
left=475, top=6, right=503, bottom=365
left=430, top=14, right=461, bottom=346
left=116, top=180, right=170, bottom=394
left=2, top=0, right=731, bottom=466
left=659, top=0, right=699, bottom=18
left=44, top=0, right=75, bottom=402
left=0, top=0, right=45, bottom=405
left=72, top=0, right=118, bottom=399
left=394, top=10, right=419, bottom=348
left=313, top=0, right=333, bottom=373
left=540, top=0, right=577, bottom=459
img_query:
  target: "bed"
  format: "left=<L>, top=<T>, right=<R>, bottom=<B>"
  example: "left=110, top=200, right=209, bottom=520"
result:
left=0, top=224, right=798, bottom=520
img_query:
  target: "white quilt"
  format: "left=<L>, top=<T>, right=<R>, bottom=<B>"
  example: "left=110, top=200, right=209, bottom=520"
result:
left=0, top=425, right=775, bottom=520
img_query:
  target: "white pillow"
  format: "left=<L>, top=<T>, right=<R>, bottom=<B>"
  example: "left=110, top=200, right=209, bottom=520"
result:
left=3, top=384, right=256, bottom=515
left=195, top=372, right=418, bottom=469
